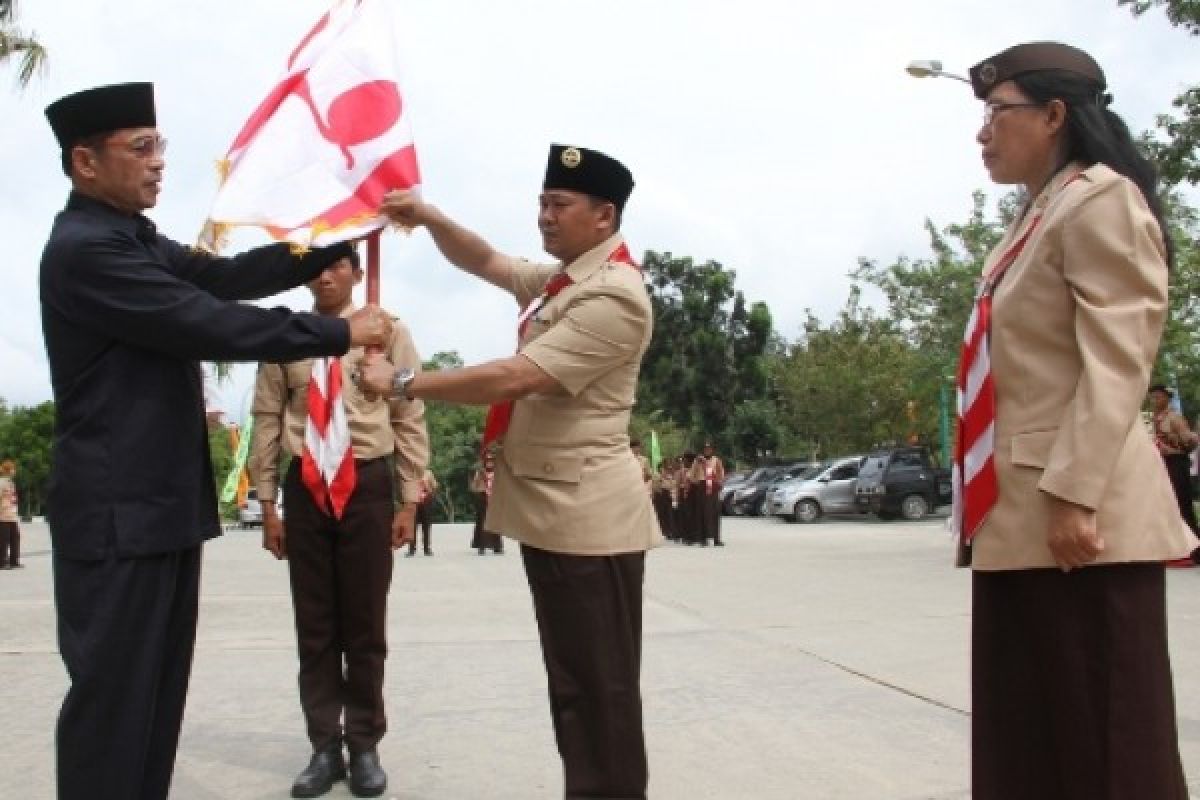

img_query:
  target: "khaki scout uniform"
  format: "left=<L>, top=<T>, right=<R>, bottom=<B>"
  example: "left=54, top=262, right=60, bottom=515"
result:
left=248, top=309, right=428, bottom=756
left=485, top=232, right=662, bottom=554
left=249, top=311, right=428, bottom=505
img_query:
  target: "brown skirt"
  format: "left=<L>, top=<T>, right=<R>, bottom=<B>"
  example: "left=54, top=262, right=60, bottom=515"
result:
left=972, top=563, right=1188, bottom=800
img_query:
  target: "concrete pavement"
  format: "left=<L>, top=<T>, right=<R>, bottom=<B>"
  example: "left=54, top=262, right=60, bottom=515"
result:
left=3, top=515, right=1200, bottom=799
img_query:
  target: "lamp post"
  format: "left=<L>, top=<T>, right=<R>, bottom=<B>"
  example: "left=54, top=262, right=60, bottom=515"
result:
left=905, top=60, right=971, bottom=84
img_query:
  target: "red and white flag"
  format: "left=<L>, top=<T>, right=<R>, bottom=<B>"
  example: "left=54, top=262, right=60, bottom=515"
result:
left=202, top=0, right=420, bottom=250
left=301, top=357, right=356, bottom=518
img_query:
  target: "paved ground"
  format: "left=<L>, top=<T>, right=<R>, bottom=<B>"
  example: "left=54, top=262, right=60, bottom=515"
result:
left=3, top=514, right=1200, bottom=799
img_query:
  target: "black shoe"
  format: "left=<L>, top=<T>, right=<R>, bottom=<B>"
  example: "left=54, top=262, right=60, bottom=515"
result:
left=714, top=540, right=725, bottom=547
left=291, top=748, right=346, bottom=798
left=424, top=549, right=433, bottom=556
left=405, top=550, right=416, bottom=558
left=347, top=749, right=387, bottom=797
left=477, top=548, right=485, bottom=555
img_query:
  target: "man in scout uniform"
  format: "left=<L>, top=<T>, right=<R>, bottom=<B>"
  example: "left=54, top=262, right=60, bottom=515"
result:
left=689, top=441, right=726, bottom=545
left=249, top=249, right=428, bottom=798
left=361, top=144, right=661, bottom=799
left=39, top=82, right=390, bottom=800
left=0, top=460, right=21, bottom=568
left=1147, top=384, right=1200, bottom=563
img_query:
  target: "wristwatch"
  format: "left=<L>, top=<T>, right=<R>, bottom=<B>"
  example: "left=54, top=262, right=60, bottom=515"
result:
left=391, top=367, right=416, bottom=400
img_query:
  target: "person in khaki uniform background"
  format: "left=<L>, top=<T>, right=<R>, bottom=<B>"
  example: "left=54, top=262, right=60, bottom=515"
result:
left=1146, top=384, right=1200, bottom=561
left=651, top=459, right=677, bottom=541
left=469, top=451, right=504, bottom=555
left=0, top=460, right=21, bottom=569
left=956, top=42, right=1195, bottom=799
left=688, top=442, right=725, bottom=546
left=407, top=468, right=438, bottom=557
left=248, top=249, right=428, bottom=799
left=360, top=143, right=660, bottom=799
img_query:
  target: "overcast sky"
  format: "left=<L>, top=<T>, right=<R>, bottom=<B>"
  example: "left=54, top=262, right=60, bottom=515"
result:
left=1, top=0, right=1196, bottom=418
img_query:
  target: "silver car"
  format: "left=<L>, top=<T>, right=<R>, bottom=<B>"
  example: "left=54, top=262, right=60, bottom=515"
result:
left=768, top=456, right=865, bottom=523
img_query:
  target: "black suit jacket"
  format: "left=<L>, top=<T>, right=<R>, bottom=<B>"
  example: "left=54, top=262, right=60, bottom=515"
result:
left=40, top=191, right=353, bottom=559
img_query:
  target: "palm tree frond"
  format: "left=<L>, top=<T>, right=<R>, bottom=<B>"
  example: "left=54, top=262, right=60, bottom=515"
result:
left=0, top=30, right=46, bottom=86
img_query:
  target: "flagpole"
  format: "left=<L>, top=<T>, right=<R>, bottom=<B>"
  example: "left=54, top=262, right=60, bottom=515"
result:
left=366, top=230, right=381, bottom=306
left=365, top=230, right=383, bottom=355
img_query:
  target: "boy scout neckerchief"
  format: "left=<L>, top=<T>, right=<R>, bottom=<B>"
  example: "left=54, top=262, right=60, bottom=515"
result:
left=480, top=242, right=639, bottom=453
left=300, top=356, right=357, bottom=519
left=952, top=171, right=1082, bottom=544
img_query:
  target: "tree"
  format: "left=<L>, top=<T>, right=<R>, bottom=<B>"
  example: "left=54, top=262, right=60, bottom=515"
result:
left=421, top=351, right=485, bottom=523
left=637, top=250, right=779, bottom=461
left=0, top=0, right=47, bottom=86
left=851, top=191, right=1013, bottom=457
left=1119, top=0, right=1200, bottom=185
left=1154, top=195, right=1200, bottom=411
left=773, top=290, right=924, bottom=459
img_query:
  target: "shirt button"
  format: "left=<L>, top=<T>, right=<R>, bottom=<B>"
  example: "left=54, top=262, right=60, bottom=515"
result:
left=543, top=463, right=554, bottom=475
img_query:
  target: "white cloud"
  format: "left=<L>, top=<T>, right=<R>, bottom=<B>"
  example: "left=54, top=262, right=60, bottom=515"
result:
left=2, top=0, right=1197, bottom=413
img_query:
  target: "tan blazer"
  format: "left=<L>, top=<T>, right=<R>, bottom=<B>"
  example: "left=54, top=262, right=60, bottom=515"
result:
left=485, top=233, right=662, bottom=555
left=964, top=163, right=1197, bottom=570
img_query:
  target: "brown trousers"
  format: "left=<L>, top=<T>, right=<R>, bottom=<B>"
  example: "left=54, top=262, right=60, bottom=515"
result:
left=409, top=500, right=434, bottom=553
left=283, top=458, right=395, bottom=753
left=521, top=544, right=648, bottom=800
left=972, top=563, right=1188, bottom=800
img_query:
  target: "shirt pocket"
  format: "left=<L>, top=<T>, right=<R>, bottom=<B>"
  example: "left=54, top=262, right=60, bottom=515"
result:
left=1010, top=429, right=1057, bottom=469
left=505, top=444, right=584, bottom=484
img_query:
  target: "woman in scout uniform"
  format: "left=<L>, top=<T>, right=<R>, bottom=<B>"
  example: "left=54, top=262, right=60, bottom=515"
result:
left=955, top=42, right=1194, bottom=799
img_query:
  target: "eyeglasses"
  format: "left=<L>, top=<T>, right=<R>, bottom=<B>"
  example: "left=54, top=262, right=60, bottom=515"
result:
left=982, top=102, right=1043, bottom=127
left=111, top=135, right=168, bottom=159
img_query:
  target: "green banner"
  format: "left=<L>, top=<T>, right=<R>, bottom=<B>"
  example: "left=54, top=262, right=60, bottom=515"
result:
left=220, top=414, right=254, bottom=503
left=649, top=430, right=662, bottom=472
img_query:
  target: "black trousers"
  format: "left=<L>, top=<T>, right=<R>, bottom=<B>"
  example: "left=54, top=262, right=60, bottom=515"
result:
left=284, top=458, right=395, bottom=753
left=409, top=500, right=433, bottom=553
left=0, top=520, right=18, bottom=566
left=521, top=544, right=647, bottom=800
left=652, top=492, right=674, bottom=539
left=1163, top=453, right=1198, bottom=534
left=471, top=495, right=503, bottom=552
left=53, top=544, right=202, bottom=800
left=973, top=564, right=1188, bottom=800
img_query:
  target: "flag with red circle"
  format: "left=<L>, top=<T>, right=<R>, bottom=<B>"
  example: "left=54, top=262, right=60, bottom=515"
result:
left=202, top=0, right=420, bottom=250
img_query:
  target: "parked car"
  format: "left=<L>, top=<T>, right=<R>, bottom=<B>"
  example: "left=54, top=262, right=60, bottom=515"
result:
left=769, top=455, right=866, bottom=523
left=238, top=488, right=264, bottom=528
left=853, top=447, right=952, bottom=520
left=720, top=467, right=770, bottom=515
left=728, top=462, right=819, bottom=517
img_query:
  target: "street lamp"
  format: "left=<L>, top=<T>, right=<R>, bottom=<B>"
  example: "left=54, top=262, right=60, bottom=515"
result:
left=905, top=59, right=970, bottom=85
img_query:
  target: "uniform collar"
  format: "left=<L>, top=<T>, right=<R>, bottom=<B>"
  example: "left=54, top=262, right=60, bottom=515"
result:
left=65, top=190, right=157, bottom=243
left=564, top=232, right=627, bottom=285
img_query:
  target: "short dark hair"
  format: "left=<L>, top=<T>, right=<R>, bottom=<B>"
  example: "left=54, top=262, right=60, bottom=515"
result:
left=61, top=131, right=110, bottom=177
left=344, top=247, right=361, bottom=270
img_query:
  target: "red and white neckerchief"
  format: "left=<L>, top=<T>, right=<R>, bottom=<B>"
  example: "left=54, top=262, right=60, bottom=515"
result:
left=484, top=469, right=494, bottom=498
left=704, top=460, right=716, bottom=495
left=952, top=173, right=1081, bottom=543
left=480, top=242, right=640, bottom=452
left=300, top=356, right=356, bottom=519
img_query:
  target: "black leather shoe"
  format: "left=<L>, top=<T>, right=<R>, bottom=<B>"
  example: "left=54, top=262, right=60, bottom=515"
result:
left=291, top=749, right=346, bottom=798
left=347, top=749, right=387, bottom=797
